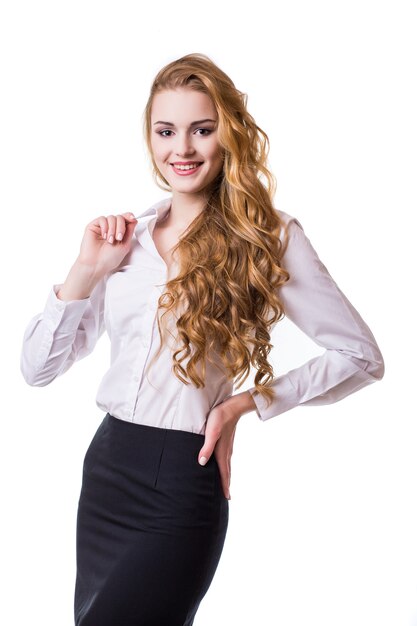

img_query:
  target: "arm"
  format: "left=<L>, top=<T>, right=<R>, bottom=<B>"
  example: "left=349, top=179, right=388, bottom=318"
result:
left=246, top=213, right=385, bottom=421
left=20, top=259, right=108, bottom=387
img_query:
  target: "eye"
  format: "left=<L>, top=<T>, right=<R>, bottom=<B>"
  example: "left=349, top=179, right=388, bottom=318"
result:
left=157, top=128, right=212, bottom=137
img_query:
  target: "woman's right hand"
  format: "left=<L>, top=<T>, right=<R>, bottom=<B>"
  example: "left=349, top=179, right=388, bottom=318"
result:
left=78, top=212, right=138, bottom=275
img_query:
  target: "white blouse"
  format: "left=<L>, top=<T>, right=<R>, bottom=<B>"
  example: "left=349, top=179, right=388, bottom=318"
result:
left=20, top=196, right=384, bottom=434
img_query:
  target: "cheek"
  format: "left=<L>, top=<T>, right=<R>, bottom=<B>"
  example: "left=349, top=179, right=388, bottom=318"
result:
left=212, top=150, right=224, bottom=174
left=150, top=137, right=164, bottom=159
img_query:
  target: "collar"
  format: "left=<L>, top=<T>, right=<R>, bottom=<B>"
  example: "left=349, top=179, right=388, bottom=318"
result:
left=135, top=196, right=172, bottom=222
left=134, top=196, right=172, bottom=236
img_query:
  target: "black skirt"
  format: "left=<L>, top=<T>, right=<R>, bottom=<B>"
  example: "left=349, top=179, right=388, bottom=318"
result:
left=74, top=413, right=229, bottom=626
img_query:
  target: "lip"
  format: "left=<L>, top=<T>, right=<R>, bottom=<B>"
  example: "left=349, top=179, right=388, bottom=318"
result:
left=172, top=161, right=202, bottom=165
left=170, top=162, right=203, bottom=176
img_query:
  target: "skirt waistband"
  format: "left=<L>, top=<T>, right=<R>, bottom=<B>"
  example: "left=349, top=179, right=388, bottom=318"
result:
left=105, top=412, right=206, bottom=442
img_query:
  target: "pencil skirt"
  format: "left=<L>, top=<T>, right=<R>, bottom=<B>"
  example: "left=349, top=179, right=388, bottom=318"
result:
left=74, top=413, right=229, bottom=626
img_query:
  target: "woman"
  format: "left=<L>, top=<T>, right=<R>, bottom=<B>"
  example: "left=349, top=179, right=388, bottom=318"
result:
left=20, top=53, right=384, bottom=625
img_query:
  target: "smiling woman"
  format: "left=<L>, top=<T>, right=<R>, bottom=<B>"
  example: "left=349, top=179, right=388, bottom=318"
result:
left=20, top=52, right=384, bottom=626
left=150, top=89, right=224, bottom=193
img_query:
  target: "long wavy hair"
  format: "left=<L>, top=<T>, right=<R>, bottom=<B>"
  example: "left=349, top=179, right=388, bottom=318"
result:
left=141, top=52, right=290, bottom=409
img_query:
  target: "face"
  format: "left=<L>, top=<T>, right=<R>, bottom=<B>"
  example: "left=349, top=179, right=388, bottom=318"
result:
left=150, top=88, right=224, bottom=197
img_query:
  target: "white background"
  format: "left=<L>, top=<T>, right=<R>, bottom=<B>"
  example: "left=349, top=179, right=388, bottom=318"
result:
left=1, top=1, right=416, bottom=624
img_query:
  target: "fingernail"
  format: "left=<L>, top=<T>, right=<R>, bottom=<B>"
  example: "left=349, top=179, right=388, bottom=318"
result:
left=116, top=232, right=123, bottom=241
left=227, top=493, right=231, bottom=500
left=199, top=456, right=207, bottom=466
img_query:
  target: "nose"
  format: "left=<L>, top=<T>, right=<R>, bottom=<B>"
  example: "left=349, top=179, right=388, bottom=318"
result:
left=174, top=132, right=196, bottom=158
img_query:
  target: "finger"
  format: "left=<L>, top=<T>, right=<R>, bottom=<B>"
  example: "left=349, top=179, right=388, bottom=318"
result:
left=97, top=216, right=108, bottom=239
left=113, top=214, right=138, bottom=242
left=216, top=456, right=231, bottom=500
left=122, top=212, right=138, bottom=222
left=198, top=430, right=219, bottom=466
left=122, top=218, right=138, bottom=243
left=198, top=447, right=213, bottom=466
left=106, top=215, right=117, bottom=244
left=115, top=214, right=126, bottom=241
left=89, top=216, right=108, bottom=239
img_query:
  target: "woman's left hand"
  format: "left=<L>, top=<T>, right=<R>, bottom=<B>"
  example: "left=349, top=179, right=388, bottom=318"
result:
left=197, top=395, right=243, bottom=500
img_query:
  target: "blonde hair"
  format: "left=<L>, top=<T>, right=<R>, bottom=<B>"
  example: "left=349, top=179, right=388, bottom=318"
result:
left=141, top=53, right=290, bottom=409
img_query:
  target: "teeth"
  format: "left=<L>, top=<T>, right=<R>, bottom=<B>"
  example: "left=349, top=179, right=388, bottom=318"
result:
left=173, top=163, right=201, bottom=170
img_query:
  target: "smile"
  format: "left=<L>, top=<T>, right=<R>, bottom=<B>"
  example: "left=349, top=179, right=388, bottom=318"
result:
left=170, top=162, right=203, bottom=176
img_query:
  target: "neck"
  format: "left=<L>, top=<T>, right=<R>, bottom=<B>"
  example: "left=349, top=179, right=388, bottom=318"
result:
left=166, top=191, right=208, bottom=229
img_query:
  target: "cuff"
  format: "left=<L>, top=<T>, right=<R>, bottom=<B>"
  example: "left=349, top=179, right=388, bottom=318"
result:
left=247, top=374, right=299, bottom=422
left=42, top=283, right=91, bottom=334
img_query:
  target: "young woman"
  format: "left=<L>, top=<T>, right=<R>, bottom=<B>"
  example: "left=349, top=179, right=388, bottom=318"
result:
left=20, top=53, right=384, bottom=625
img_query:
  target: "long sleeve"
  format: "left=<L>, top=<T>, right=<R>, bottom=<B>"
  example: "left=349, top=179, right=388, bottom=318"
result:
left=247, top=213, right=385, bottom=421
left=20, top=275, right=108, bottom=387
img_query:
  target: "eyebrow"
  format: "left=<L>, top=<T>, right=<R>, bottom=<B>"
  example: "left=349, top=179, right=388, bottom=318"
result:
left=153, top=118, right=217, bottom=127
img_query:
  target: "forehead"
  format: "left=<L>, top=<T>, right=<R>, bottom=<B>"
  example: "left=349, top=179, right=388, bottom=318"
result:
left=151, top=88, right=217, bottom=122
